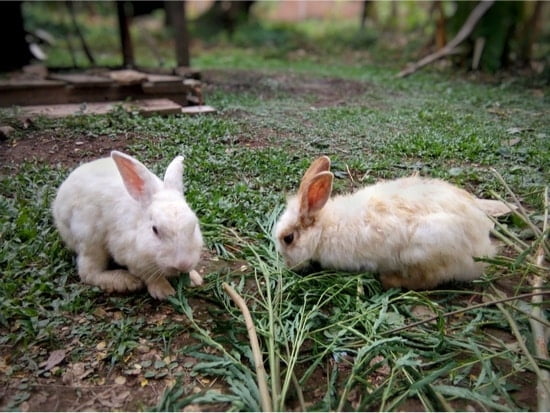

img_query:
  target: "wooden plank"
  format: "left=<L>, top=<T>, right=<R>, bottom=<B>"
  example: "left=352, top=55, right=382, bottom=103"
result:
left=17, top=99, right=185, bottom=118
left=0, top=78, right=65, bottom=91
left=48, top=73, right=113, bottom=87
left=0, top=81, right=68, bottom=106
left=141, top=81, right=187, bottom=94
left=174, top=66, right=201, bottom=79
left=145, top=73, right=185, bottom=84
left=0, top=70, right=202, bottom=107
left=109, top=69, right=148, bottom=85
left=126, top=99, right=183, bottom=116
left=180, top=105, right=216, bottom=115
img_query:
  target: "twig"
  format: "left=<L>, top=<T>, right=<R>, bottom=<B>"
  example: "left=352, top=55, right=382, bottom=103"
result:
left=490, top=169, right=550, bottom=258
left=530, top=187, right=549, bottom=411
left=291, top=372, right=306, bottom=411
left=65, top=1, right=95, bottom=65
left=491, top=287, right=550, bottom=398
left=488, top=215, right=530, bottom=253
left=397, top=0, right=495, bottom=78
left=384, top=291, right=550, bottom=336
left=491, top=169, right=542, bottom=237
left=345, top=163, right=356, bottom=185
left=222, top=282, right=272, bottom=412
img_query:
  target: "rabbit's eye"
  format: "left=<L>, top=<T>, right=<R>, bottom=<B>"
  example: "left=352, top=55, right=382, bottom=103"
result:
left=152, top=226, right=159, bottom=236
left=283, top=233, right=294, bottom=245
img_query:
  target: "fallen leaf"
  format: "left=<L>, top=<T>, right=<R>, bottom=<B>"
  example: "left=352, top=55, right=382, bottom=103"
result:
left=114, top=375, right=126, bottom=385
left=506, top=127, right=523, bottom=135
left=96, top=341, right=107, bottom=351
left=411, top=305, right=437, bottom=321
left=43, top=349, right=66, bottom=371
left=0, top=356, right=10, bottom=373
left=62, top=362, right=90, bottom=385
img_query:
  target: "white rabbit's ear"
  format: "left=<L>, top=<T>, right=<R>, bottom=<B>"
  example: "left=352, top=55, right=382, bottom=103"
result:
left=111, top=151, right=160, bottom=204
left=163, top=156, right=184, bottom=194
left=299, top=171, right=333, bottom=218
left=299, top=156, right=331, bottom=193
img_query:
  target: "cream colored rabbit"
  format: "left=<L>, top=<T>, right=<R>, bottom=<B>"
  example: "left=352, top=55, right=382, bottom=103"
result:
left=53, top=151, right=203, bottom=299
left=274, top=156, right=499, bottom=290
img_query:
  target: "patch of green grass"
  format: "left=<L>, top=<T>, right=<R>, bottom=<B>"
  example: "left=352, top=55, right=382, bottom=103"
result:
left=2, top=10, right=549, bottom=412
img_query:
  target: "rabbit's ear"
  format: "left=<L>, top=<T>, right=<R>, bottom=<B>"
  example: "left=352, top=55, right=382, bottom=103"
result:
left=112, top=151, right=160, bottom=204
left=300, top=171, right=333, bottom=218
left=163, top=156, right=184, bottom=194
left=299, top=156, right=331, bottom=192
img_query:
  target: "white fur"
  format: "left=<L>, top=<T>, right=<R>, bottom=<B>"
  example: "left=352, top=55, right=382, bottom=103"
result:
left=52, top=151, right=203, bottom=299
left=274, top=158, right=496, bottom=290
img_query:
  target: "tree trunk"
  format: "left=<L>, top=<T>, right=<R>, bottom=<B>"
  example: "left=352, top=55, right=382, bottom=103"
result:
left=0, top=1, right=33, bottom=71
left=164, top=1, right=189, bottom=67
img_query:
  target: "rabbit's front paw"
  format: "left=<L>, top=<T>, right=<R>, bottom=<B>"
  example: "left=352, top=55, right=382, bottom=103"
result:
left=146, top=277, right=176, bottom=300
left=84, top=269, right=144, bottom=293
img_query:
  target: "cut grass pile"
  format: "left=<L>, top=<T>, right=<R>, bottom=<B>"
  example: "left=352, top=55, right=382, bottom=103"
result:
left=1, top=8, right=549, bottom=412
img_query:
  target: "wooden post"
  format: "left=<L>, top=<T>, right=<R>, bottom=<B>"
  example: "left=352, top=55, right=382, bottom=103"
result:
left=0, top=1, right=33, bottom=71
left=165, top=1, right=190, bottom=67
left=116, top=1, right=134, bottom=68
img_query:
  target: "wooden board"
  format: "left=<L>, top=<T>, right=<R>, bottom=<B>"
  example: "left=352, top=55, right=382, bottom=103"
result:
left=17, top=99, right=185, bottom=118
left=108, top=69, right=148, bottom=85
left=0, top=78, right=65, bottom=91
left=180, top=105, right=217, bottom=115
left=48, top=73, right=113, bottom=87
left=0, top=69, right=205, bottom=108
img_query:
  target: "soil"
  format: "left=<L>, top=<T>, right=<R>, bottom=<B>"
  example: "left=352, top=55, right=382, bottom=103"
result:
left=0, top=69, right=537, bottom=411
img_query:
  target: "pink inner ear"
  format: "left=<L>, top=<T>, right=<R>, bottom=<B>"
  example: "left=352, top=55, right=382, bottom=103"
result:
left=307, top=174, right=332, bottom=212
left=117, top=156, right=145, bottom=196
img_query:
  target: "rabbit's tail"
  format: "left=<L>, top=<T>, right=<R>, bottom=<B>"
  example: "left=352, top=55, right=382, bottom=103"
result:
left=475, top=199, right=516, bottom=217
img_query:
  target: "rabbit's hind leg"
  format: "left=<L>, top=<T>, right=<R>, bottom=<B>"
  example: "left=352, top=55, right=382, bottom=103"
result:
left=77, top=249, right=144, bottom=293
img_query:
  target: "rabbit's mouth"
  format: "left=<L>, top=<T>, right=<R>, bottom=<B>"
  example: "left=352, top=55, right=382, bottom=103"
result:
left=164, top=267, right=182, bottom=277
left=293, top=260, right=324, bottom=275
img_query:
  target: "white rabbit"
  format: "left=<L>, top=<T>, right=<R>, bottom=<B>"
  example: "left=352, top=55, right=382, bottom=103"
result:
left=52, top=151, right=204, bottom=299
left=274, top=156, right=501, bottom=290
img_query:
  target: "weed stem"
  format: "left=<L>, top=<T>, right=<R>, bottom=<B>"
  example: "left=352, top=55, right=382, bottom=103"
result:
left=222, top=282, right=272, bottom=412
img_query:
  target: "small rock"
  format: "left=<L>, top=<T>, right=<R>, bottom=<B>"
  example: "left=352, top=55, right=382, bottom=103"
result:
left=114, top=375, right=127, bottom=385
left=137, top=344, right=150, bottom=354
left=0, top=125, right=15, bottom=140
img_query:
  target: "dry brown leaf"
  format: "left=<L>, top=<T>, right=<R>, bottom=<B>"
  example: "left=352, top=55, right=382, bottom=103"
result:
left=114, top=375, right=127, bottom=385
left=42, top=349, right=66, bottom=371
